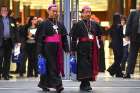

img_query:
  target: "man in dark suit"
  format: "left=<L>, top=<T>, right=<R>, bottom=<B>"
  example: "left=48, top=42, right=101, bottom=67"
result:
left=0, top=6, right=19, bottom=80
left=124, top=3, right=140, bottom=78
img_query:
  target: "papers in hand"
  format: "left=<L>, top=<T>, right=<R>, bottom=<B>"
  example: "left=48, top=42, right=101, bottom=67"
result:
left=96, top=38, right=100, bottom=49
left=13, top=44, right=21, bottom=56
left=29, top=28, right=37, bottom=35
left=123, top=38, right=130, bottom=46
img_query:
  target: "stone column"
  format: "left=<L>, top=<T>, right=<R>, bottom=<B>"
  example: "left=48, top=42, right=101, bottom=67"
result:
left=131, top=0, right=136, bottom=9
left=108, top=0, right=123, bottom=21
left=23, top=1, right=31, bottom=23
left=0, top=0, right=4, bottom=8
left=12, top=0, right=20, bottom=18
left=35, top=6, right=41, bottom=17
left=119, top=0, right=124, bottom=15
left=3, top=0, right=10, bottom=9
left=53, top=0, right=56, bottom=4
left=124, top=0, right=131, bottom=16
left=71, top=0, right=79, bottom=23
left=64, top=0, right=70, bottom=79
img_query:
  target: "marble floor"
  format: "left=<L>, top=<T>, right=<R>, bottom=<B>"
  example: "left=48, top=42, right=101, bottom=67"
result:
left=0, top=73, right=140, bottom=93
left=1, top=39, right=140, bottom=93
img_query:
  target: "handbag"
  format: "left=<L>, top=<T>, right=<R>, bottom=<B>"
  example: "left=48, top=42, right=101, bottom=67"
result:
left=69, top=54, right=77, bottom=74
left=38, top=55, right=47, bottom=75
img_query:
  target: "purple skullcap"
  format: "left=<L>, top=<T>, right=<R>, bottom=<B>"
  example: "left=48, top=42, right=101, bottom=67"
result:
left=82, top=5, right=91, bottom=10
left=48, top=4, right=57, bottom=10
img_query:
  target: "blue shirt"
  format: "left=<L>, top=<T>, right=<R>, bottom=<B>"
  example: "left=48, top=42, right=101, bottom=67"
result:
left=2, top=17, right=10, bottom=38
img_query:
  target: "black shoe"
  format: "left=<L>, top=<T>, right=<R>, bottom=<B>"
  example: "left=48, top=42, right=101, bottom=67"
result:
left=42, top=88, right=50, bottom=91
left=4, top=76, right=9, bottom=80
left=8, top=75, right=13, bottom=78
left=80, top=81, right=92, bottom=91
left=123, top=73, right=131, bottom=79
left=19, top=73, right=24, bottom=77
left=56, top=85, right=64, bottom=93
left=107, top=66, right=117, bottom=77
left=27, top=75, right=33, bottom=77
left=80, top=86, right=92, bottom=92
left=116, top=73, right=124, bottom=78
left=35, top=74, right=38, bottom=77
left=10, top=71, right=18, bottom=74
left=107, top=69, right=115, bottom=77
left=87, top=86, right=92, bottom=91
left=38, top=84, right=50, bottom=91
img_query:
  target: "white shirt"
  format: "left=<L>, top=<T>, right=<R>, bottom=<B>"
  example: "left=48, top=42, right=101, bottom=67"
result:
left=123, top=25, right=130, bottom=46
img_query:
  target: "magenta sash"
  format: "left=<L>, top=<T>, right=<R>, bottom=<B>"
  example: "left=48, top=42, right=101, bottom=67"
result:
left=44, top=34, right=61, bottom=42
left=44, top=34, right=64, bottom=76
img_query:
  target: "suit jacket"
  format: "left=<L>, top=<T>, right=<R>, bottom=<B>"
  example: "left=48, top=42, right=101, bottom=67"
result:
left=109, top=25, right=123, bottom=49
left=0, top=16, right=19, bottom=47
left=125, top=11, right=140, bottom=42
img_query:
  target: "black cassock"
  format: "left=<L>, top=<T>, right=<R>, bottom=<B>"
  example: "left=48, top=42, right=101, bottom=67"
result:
left=37, top=18, right=69, bottom=89
left=70, top=20, right=102, bottom=81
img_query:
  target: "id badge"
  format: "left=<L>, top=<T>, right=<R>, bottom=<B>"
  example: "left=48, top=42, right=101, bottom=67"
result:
left=88, top=33, right=93, bottom=39
left=53, top=25, right=58, bottom=29
left=53, top=25, right=58, bottom=33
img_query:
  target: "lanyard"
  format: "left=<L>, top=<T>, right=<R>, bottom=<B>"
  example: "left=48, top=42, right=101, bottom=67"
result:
left=50, top=20, right=59, bottom=34
left=82, top=20, right=94, bottom=39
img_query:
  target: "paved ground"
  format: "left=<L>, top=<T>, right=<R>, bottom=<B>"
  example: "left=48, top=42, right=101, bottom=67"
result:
left=0, top=73, right=140, bottom=93
left=4, top=39, right=140, bottom=93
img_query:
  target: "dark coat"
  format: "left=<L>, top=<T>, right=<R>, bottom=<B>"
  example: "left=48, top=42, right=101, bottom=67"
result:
left=125, top=11, right=140, bottom=42
left=36, top=20, right=69, bottom=54
left=109, top=25, right=123, bottom=49
left=0, top=16, right=19, bottom=47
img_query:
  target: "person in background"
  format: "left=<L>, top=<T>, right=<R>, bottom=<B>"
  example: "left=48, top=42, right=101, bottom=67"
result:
left=120, top=16, right=130, bottom=72
left=37, top=4, right=69, bottom=93
left=107, top=13, right=124, bottom=78
left=14, top=17, right=27, bottom=77
left=25, top=16, right=38, bottom=77
left=0, top=6, right=20, bottom=80
left=124, top=2, right=140, bottom=78
left=13, top=17, right=22, bottom=74
left=35, top=17, right=44, bottom=41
